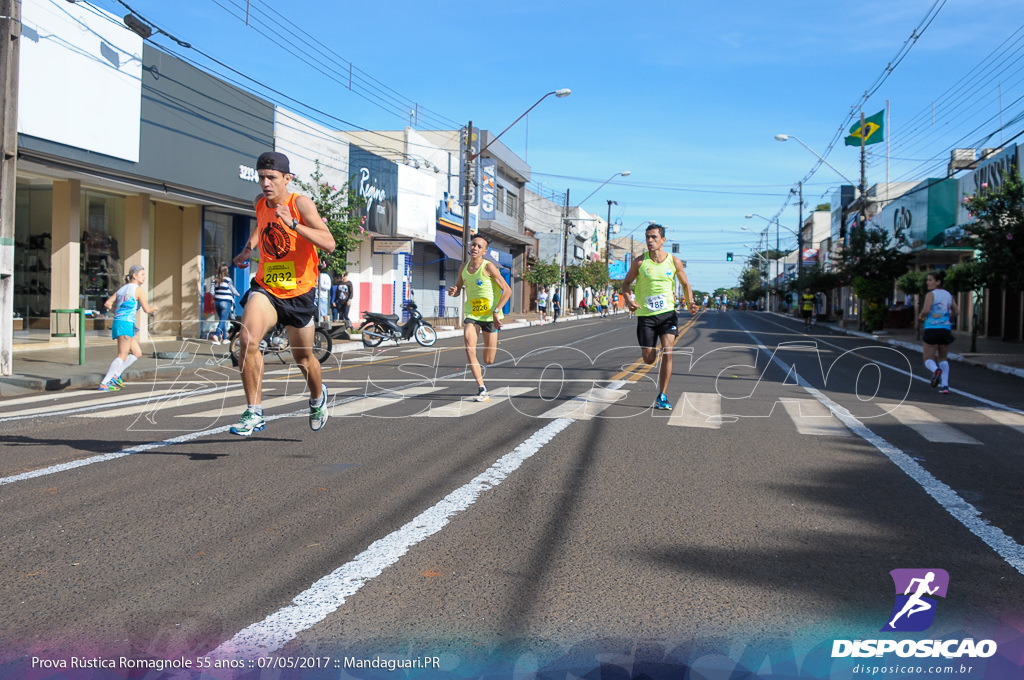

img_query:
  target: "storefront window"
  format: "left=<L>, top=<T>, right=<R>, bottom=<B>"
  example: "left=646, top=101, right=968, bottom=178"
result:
left=203, top=211, right=233, bottom=286
left=13, top=179, right=54, bottom=326
left=80, top=190, right=126, bottom=313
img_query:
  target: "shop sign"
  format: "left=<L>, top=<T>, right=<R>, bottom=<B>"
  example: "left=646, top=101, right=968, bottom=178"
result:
left=372, top=239, right=413, bottom=255
left=351, top=146, right=398, bottom=237
left=480, top=159, right=497, bottom=220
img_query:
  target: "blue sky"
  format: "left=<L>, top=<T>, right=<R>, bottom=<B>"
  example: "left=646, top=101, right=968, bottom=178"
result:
left=89, top=0, right=1024, bottom=291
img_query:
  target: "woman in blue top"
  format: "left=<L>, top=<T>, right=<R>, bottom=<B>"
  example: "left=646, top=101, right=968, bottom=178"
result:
left=99, top=265, right=158, bottom=391
left=919, top=270, right=959, bottom=395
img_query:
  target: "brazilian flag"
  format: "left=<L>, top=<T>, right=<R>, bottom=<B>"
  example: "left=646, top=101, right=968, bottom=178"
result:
left=845, top=109, right=884, bottom=146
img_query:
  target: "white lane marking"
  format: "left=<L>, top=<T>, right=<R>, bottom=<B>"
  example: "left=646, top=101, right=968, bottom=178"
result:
left=668, top=392, right=723, bottom=429
left=0, top=422, right=238, bottom=487
left=538, top=382, right=627, bottom=420
left=779, top=398, right=851, bottom=437
left=975, top=408, right=1024, bottom=435
left=887, top=403, right=982, bottom=444
left=755, top=314, right=1024, bottom=415
left=210, top=418, right=575, bottom=658
left=413, top=386, right=535, bottom=418
left=733, top=316, right=1024, bottom=575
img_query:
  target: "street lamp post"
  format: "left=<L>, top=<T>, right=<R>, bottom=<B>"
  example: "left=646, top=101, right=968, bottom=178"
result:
left=461, top=89, right=571, bottom=262
left=775, top=132, right=861, bottom=254
left=776, top=133, right=864, bottom=326
left=746, top=213, right=800, bottom=311
left=743, top=243, right=770, bottom=311
left=605, top=199, right=617, bottom=268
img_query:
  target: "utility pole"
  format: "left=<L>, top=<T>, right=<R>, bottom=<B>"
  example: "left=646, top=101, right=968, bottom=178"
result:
left=460, top=121, right=475, bottom=264
left=561, top=189, right=570, bottom=306
left=604, top=199, right=616, bottom=268
left=0, top=0, right=21, bottom=376
left=796, top=180, right=803, bottom=280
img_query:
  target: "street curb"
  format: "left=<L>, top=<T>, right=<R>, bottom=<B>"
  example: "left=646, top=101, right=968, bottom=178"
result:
left=767, top=312, right=1024, bottom=381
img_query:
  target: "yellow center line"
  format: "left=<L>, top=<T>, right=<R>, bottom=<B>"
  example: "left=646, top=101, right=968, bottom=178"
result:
left=611, top=313, right=701, bottom=382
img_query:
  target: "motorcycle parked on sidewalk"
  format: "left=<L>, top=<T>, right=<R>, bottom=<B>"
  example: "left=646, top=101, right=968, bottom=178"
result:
left=359, top=298, right=437, bottom=347
left=226, top=321, right=333, bottom=367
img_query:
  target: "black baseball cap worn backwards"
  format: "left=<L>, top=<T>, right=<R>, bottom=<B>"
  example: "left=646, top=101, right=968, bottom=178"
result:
left=256, top=151, right=291, bottom=175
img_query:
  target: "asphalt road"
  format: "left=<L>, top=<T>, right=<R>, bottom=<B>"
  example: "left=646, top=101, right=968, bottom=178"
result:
left=2, top=310, right=1023, bottom=674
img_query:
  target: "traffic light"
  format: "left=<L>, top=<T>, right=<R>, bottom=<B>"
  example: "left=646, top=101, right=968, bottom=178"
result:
left=726, top=252, right=733, bottom=262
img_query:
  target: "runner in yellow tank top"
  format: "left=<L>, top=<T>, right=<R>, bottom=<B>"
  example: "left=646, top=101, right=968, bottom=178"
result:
left=230, top=151, right=337, bottom=437
left=621, top=223, right=699, bottom=411
left=447, top=233, right=512, bottom=402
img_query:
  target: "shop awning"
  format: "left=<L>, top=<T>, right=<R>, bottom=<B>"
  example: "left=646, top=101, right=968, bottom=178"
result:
left=435, top=232, right=463, bottom=260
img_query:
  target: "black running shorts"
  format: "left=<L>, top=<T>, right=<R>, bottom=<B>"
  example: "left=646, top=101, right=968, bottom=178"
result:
left=636, top=311, right=678, bottom=348
left=922, top=328, right=954, bottom=346
left=244, top=285, right=316, bottom=328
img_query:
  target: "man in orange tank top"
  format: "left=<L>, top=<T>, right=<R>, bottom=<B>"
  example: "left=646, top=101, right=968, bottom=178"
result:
left=230, top=151, right=337, bottom=436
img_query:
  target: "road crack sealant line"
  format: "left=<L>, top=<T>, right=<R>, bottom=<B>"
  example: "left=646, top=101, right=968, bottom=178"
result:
left=733, top=315, right=1024, bottom=576
left=210, top=417, right=575, bottom=658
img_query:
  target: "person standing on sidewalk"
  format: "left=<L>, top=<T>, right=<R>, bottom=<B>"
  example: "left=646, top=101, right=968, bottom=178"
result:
left=99, top=265, right=158, bottom=391
left=230, top=151, right=337, bottom=436
left=210, top=264, right=239, bottom=345
left=551, top=288, right=561, bottom=323
left=801, top=288, right=815, bottom=330
left=621, top=223, right=698, bottom=410
left=316, top=262, right=332, bottom=329
left=335, top=271, right=354, bottom=329
left=447, top=234, right=512, bottom=402
left=920, top=270, right=959, bottom=395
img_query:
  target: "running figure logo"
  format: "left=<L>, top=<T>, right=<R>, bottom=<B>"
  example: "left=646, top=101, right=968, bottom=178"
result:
left=882, top=569, right=949, bottom=632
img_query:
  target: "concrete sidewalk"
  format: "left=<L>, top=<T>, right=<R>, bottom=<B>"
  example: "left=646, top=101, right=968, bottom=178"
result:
left=2, top=310, right=1022, bottom=397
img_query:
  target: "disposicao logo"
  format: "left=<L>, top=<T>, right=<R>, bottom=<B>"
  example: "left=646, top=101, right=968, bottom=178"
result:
left=831, top=568, right=998, bottom=659
left=882, top=568, right=949, bottom=632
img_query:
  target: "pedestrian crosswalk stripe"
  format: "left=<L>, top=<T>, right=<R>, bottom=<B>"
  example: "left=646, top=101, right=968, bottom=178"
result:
left=539, top=384, right=628, bottom=420
left=779, top=398, right=851, bottom=437
left=3, top=387, right=194, bottom=419
left=330, top=386, right=445, bottom=417
left=668, top=392, right=723, bottom=429
left=80, top=387, right=243, bottom=418
left=974, top=408, right=1024, bottom=435
left=888, top=403, right=982, bottom=444
left=174, top=388, right=358, bottom=419
left=413, top=386, right=534, bottom=418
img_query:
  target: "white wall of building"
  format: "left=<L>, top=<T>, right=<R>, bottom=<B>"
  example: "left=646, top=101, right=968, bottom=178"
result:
left=20, top=1, right=143, bottom=161
left=275, top=108, right=349, bottom=189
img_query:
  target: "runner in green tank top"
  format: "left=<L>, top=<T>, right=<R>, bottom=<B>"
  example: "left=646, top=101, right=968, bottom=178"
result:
left=447, top=233, right=513, bottom=402
left=621, top=223, right=699, bottom=411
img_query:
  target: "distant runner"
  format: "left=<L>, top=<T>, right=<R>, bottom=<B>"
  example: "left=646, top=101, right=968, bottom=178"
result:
left=920, top=270, right=959, bottom=395
left=447, top=234, right=513, bottom=402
